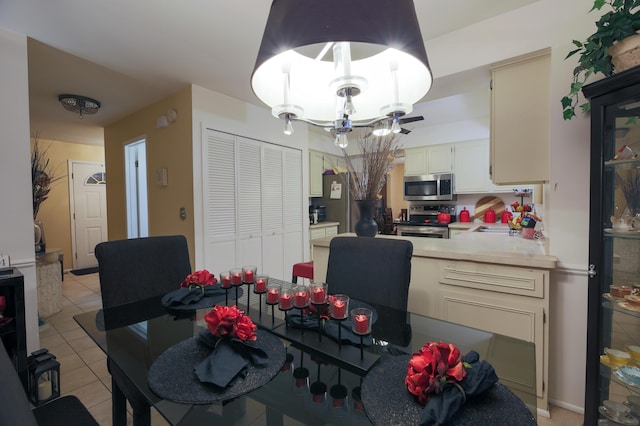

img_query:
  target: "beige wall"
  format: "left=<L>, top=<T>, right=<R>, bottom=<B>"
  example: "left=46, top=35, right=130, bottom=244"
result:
left=32, top=137, right=105, bottom=270
left=103, top=86, right=195, bottom=268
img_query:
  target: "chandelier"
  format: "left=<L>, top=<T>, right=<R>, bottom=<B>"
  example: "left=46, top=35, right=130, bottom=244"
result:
left=251, top=0, right=432, bottom=147
left=58, top=94, right=101, bottom=118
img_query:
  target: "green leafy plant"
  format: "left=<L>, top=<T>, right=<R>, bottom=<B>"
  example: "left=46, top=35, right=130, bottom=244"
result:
left=562, top=0, right=640, bottom=120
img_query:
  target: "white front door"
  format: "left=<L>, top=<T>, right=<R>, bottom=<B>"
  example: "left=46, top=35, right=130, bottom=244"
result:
left=70, top=161, right=108, bottom=269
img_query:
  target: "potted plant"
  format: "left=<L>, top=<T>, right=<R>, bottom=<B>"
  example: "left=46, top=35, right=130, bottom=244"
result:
left=562, top=0, right=640, bottom=120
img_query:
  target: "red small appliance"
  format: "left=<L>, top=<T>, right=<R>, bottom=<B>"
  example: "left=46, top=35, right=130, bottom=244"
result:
left=484, top=209, right=496, bottom=223
left=501, top=211, right=513, bottom=223
left=459, top=208, right=471, bottom=223
left=437, top=211, right=451, bottom=224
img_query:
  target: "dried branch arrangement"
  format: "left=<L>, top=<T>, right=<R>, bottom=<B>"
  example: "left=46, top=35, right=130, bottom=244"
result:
left=621, top=167, right=640, bottom=216
left=341, top=131, right=401, bottom=201
left=31, top=137, right=62, bottom=219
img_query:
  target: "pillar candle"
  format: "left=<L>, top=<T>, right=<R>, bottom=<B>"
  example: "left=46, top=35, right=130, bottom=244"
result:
left=221, top=276, right=231, bottom=289
left=255, top=278, right=266, bottom=293
left=332, top=300, right=346, bottom=318
left=243, top=270, right=254, bottom=283
left=354, top=314, right=369, bottom=334
left=311, top=287, right=325, bottom=304
left=232, top=273, right=242, bottom=286
left=295, top=290, right=308, bottom=307
left=280, top=293, right=292, bottom=310
left=267, top=288, right=279, bottom=304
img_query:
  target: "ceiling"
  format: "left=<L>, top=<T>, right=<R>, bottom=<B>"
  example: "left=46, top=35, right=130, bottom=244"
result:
left=0, top=0, right=539, bottom=146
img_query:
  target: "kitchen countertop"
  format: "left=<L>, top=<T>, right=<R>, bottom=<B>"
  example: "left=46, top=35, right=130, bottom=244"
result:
left=448, top=222, right=474, bottom=229
left=310, top=229, right=557, bottom=269
left=309, top=221, right=340, bottom=229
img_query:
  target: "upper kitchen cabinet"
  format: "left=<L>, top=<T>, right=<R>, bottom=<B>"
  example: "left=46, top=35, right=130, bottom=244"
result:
left=453, top=139, right=520, bottom=194
left=309, top=150, right=324, bottom=197
left=404, top=145, right=453, bottom=176
left=490, top=50, right=550, bottom=185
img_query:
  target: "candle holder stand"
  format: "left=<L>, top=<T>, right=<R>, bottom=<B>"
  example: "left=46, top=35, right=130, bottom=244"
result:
left=294, top=306, right=308, bottom=337
left=243, top=281, right=252, bottom=311
left=310, top=302, right=325, bottom=342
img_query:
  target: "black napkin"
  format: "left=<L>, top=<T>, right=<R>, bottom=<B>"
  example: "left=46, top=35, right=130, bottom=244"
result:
left=194, top=331, right=268, bottom=388
left=419, top=351, right=499, bottom=426
left=163, top=285, right=226, bottom=306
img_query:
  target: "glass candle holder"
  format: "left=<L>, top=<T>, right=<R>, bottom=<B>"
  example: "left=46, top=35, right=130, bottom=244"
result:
left=293, top=285, right=309, bottom=308
left=351, top=308, right=372, bottom=335
left=310, top=282, right=327, bottom=304
left=242, top=265, right=257, bottom=283
left=329, top=294, right=349, bottom=320
left=219, top=271, right=232, bottom=289
left=279, top=288, right=294, bottom=310
left=254, top=275, right=268, bottom=293
left=230, top=268, right=243, bottom=286
left=266, top=283, right=281, bottom=304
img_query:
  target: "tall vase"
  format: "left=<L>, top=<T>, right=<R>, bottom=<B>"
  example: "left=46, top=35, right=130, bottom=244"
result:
left=354, top=200, right=379, bottom=237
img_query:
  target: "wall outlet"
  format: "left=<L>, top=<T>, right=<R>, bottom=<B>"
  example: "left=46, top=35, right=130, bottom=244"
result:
left=0, top=254, right=10, bottom=268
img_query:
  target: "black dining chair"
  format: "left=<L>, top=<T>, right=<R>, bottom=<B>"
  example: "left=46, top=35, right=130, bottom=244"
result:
left=326, top=236, right=413, bottom=311
left=0, top=344, right=99, bottom=426
left=325, top=236, right=413, bottom=347
left=95, top=234, right=192, bottom=426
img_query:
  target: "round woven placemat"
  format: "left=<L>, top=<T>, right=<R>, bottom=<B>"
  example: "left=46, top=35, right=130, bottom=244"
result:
left=148, top=329, right=285, bottom=403
left=361, top=354, right=536, bottom=425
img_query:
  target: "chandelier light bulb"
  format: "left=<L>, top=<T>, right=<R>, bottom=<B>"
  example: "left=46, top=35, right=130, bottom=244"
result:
left=284, top=116, right=294, bottom=135
left=334, top=133, right=349, bottom=148
left=391, top=118, right=401, bottom=134
left=343, top=95, right=356, bottom=116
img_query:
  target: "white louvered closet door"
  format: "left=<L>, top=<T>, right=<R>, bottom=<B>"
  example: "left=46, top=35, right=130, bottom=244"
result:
left=237, top=137, right=263, bottom=270
left=261, top=145, right=284, bottom=278
left=282, top=149, right=304, bottom=278
left=203, top=130, right=237, bottom=274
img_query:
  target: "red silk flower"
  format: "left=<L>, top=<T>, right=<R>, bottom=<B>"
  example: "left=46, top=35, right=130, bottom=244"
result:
left=204, top=305, right=257, bottom=341
left=180, top=270, right=218, bottom=288
left=405, top=341, right=467, bottom=405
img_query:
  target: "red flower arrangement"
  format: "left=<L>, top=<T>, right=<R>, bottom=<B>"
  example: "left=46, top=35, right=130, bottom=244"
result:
left=180, top=270, right=218, bottom=288
left=405, top=341, right=468, bottom=405
left=204, top=305, right=257, bottom=341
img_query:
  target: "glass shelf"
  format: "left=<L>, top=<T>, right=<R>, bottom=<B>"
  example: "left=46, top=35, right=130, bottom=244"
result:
left=604, top=230, right=640, bottom=240
left=600, top=363, right=640, bottom=396
left=602, top=299, right=640, bottom=319
left=604, top=158, right=640, bottom=168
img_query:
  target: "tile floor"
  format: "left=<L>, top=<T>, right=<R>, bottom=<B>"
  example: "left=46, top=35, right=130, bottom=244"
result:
left=39, top=272, right=585, bottom=425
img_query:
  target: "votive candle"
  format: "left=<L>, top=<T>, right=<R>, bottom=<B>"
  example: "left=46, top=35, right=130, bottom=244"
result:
left=310, top=282, right=327, bottom=304
left=267, top=284, right=280, bottom=304
left=255, top=275, right=268, bottom=293
left=294, top=287, right=309, bottom=308
left=330, top=294, right=349, bottom=319
left=280, top=290, right=293, bottom=310
left=242, top=266, right=257, bottom=283
left=230, top=269, right=242, bottom=286
left=220, top=271, right=231, bottom=289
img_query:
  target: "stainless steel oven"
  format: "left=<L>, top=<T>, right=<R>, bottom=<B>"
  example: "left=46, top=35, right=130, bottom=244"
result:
left=396, top=225, right=449, bottom=239
left=395, top=203, right=457, bottom=239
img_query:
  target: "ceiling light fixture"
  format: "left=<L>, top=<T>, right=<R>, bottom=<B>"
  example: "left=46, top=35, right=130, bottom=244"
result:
left=58, top=94, right=101, bottom=119
left=251, top=0, right=432, bottom=147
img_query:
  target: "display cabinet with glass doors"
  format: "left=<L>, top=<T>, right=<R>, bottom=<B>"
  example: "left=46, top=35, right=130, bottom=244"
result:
left=584, top=67, right=640, bottom=426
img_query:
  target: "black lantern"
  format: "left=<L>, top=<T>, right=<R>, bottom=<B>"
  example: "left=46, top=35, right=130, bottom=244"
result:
left=27, top=348, right=60, bottom=406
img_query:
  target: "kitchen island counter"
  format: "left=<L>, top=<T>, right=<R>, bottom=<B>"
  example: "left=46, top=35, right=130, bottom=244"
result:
left=310, top=231, right=556, bottom=269
left=311, top=232, right=555, bottom=414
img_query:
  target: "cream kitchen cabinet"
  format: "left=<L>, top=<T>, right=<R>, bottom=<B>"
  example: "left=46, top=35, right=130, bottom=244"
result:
left=490, top=50, right=550, bottom=185
left=309, top=150, right=324, bottom=197
left=437, top=260, right=548, bottom=409
left=404, top=145, right=453, bottom=176
left=453, top=139, right=520, bottom=194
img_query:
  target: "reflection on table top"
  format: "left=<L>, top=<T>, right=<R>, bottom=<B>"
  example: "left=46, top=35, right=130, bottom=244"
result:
left=74, top=284, right=536, bottom=425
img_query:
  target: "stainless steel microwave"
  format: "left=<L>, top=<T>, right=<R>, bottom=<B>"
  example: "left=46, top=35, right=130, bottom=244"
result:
left=403, top=173, right=456, bottom=201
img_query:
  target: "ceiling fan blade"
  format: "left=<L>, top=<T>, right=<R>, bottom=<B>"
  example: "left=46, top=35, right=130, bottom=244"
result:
left=398, top=115, right=424, bottom=124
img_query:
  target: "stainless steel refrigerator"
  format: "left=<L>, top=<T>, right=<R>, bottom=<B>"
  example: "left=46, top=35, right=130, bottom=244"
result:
left=312, top=174, right=358, bottom=234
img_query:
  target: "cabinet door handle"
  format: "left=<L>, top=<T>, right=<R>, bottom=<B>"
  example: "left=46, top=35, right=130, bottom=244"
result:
left=588, top=264, right=597, bottom=278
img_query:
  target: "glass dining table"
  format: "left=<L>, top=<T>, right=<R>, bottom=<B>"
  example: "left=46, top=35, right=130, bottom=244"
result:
left=74, top=279, right=537, bottom=425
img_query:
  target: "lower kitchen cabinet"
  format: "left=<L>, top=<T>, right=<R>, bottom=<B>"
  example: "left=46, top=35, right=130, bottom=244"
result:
left=311, top=239, right=551, bottom=413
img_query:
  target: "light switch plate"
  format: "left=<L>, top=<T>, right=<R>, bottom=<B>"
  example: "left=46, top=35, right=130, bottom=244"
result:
left=0, top=254, right=10, bottom=268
